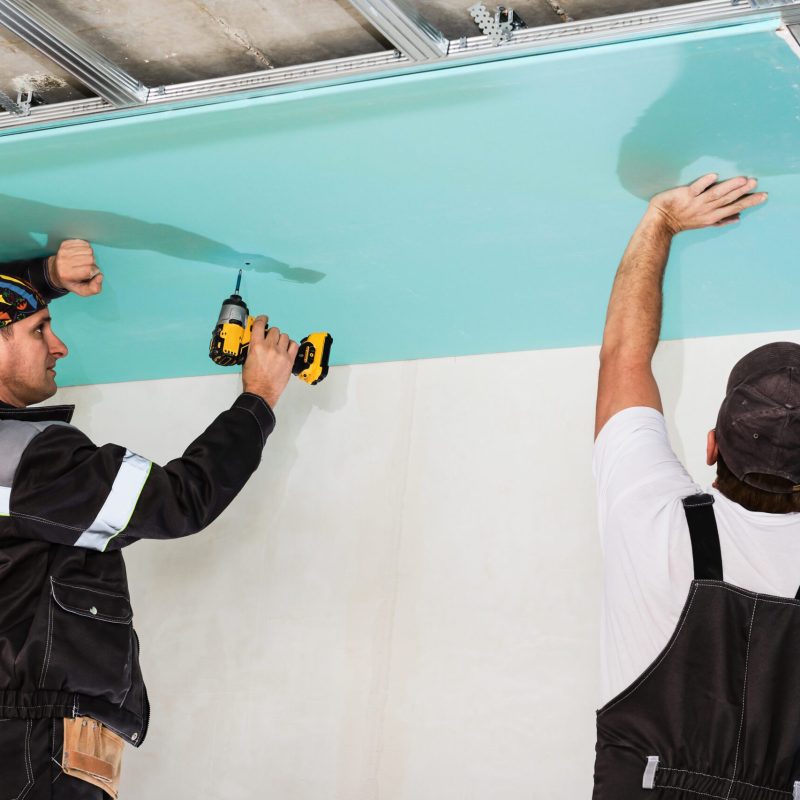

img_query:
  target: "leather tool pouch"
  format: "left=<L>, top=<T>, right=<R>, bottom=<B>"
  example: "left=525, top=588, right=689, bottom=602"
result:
left=62, top=717, right=125, bottom=799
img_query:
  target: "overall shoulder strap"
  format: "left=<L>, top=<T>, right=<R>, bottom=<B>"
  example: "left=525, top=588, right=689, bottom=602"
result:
left=681, top=493, right=723, bottom=581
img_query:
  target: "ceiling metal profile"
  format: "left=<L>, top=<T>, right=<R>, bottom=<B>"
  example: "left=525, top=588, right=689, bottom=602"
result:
left=449, top=0, right=800, bottom=57
left=1, top=0, right=799, bottom=133
left=154, top=50, right=407, bottom=101
left=346, top=0, right=450, bottom=59
left=0, top=50, right=410, bottom=131
left=0, top=0, right=148, bottom=107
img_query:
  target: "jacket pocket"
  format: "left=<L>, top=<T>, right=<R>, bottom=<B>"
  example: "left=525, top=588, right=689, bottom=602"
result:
left=0, top=719, right=34, bottom=799
left=39, top=579, right=134, bottom=706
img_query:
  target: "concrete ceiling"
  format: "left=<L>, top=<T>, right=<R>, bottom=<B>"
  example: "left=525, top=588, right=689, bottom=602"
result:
left=1, top=0, right=708, bottom=108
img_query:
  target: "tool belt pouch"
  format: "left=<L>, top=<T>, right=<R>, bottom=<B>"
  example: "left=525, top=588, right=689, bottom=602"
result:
left=62, top=717, right=124, bottom=799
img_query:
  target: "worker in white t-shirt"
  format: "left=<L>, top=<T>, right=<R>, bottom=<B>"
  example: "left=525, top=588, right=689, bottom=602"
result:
left=591, top=175, right=800, bottom=799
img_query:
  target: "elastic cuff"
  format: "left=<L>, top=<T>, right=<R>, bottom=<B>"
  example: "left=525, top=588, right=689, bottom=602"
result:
left=41, top=256, right=69, bottom=298
left=0, top=256, right=66, bottom=304
left=232, top=393, right=276, bottom=447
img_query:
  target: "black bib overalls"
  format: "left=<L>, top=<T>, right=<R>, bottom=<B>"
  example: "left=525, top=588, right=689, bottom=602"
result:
left=593, top=493, right=800, bottom=799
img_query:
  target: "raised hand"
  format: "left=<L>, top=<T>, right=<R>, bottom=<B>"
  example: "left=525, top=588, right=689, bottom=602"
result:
left=47, top=239, right=103, bottom=296
left=649, top=174, right=768, bottom=234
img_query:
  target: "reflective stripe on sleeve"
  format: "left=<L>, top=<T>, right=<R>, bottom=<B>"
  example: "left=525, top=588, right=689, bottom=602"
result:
left=0, top=485, right=9, bottom=516
left=74, top=451, right=152, bottom=551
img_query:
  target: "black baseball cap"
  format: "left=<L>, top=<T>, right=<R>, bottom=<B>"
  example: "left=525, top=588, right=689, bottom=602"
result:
left=716, top=342, right=800, bottom=493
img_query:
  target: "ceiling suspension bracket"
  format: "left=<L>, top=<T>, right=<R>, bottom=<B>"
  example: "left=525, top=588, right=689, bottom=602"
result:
left=468, top=3, right=528, bottom=44
left=0, top=87, right=30, bottom=115
left=0, top=0, right=148, bottom=106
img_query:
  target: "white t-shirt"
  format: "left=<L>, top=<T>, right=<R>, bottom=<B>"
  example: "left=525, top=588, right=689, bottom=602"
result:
left=593, top=406, right=800, bottom=706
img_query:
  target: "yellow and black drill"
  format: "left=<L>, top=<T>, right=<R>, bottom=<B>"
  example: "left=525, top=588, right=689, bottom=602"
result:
left=209, top=271, right=332, bottom=385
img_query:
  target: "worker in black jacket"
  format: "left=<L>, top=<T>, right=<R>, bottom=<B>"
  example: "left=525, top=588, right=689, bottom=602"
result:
left=0, top=240, right=298, bottom=799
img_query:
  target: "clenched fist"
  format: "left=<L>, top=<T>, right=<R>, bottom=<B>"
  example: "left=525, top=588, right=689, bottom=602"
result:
left=47, top=239, right=103, bottom=297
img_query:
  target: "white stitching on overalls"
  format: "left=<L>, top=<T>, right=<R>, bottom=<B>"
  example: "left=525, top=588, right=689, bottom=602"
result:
left=602, top=581, right=800, bottom=718
left=50, top=718, right=63, bottom=783
left=50, top=579, right=129, bottom=600
left=14, top=719, right=34, bottom=800
left=725, top=597, right=758, bottom=800
left=661, top=766, right=793, bottom=795
left=8, top=512, right=84, bottom=532
left=697, top=582, right=800, bottom=608
left=749, top=596, right=800, bottom=608
left=599, top=584, right=700, bottom=715
left=38, top=597, right=54, bottom=688
left=656, top=786, right=730, bottom=800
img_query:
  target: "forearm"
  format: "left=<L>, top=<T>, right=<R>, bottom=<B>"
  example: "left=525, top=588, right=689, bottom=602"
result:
left=594, top=173, right=765, bottom=439
left=601, top=206, right=674, bottom=365
left=0, top=256, right=67, bottom=303
left=594, top=206, right=672, bottom=437
left=108, top=392, right=276, bottom=547
left=3, top=240, right=103, bottom=299
left=8, top=394, right=275, bottom=551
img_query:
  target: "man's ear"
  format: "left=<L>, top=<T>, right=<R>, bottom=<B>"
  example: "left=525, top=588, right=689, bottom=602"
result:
left=706, top=429, right=719, bottom=466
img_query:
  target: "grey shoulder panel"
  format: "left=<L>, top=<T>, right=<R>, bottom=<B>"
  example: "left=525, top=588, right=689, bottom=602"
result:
left=0, top=420, right=72, bottom=486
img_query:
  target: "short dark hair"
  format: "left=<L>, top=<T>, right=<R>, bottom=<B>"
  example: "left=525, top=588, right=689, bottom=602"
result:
left=0, top=325, right=13, bottom=340
left=716, top=453, right=800, bottom=513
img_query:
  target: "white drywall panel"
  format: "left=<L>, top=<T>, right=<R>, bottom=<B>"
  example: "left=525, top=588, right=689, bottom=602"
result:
left=50, top=327, right=800, bottom=798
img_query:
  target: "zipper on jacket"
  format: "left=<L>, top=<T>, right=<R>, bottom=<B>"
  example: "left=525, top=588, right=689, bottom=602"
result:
left=133, top=628, right=150, bottom=745
left=140, top=682, right=150, bottom=746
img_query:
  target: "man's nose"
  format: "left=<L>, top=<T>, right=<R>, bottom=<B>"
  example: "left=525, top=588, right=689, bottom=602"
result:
left=50, top=332, right=68, bottom=359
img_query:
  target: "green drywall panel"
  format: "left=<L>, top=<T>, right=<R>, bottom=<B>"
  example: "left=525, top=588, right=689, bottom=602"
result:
left=0, top=20, right=798, bottom=385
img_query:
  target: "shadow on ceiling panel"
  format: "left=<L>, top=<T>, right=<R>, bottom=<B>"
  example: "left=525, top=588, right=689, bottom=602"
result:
left=0, top=27, right=91, bottom=102
left=32, top=0, right=392, bottom=85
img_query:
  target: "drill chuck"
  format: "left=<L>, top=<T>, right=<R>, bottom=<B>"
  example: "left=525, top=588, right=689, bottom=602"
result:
left=209, top=294, right=250, bottom=367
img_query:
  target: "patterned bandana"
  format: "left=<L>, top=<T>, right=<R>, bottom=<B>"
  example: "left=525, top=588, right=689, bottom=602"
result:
left=0, top=274, right=46, bottom=329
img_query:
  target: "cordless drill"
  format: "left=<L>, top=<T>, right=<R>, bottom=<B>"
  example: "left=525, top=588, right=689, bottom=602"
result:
left=209, top=271, right=332, bottom=385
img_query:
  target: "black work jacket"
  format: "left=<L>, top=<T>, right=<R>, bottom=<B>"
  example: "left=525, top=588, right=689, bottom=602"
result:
left=0, top=257, right=275, bottom=746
